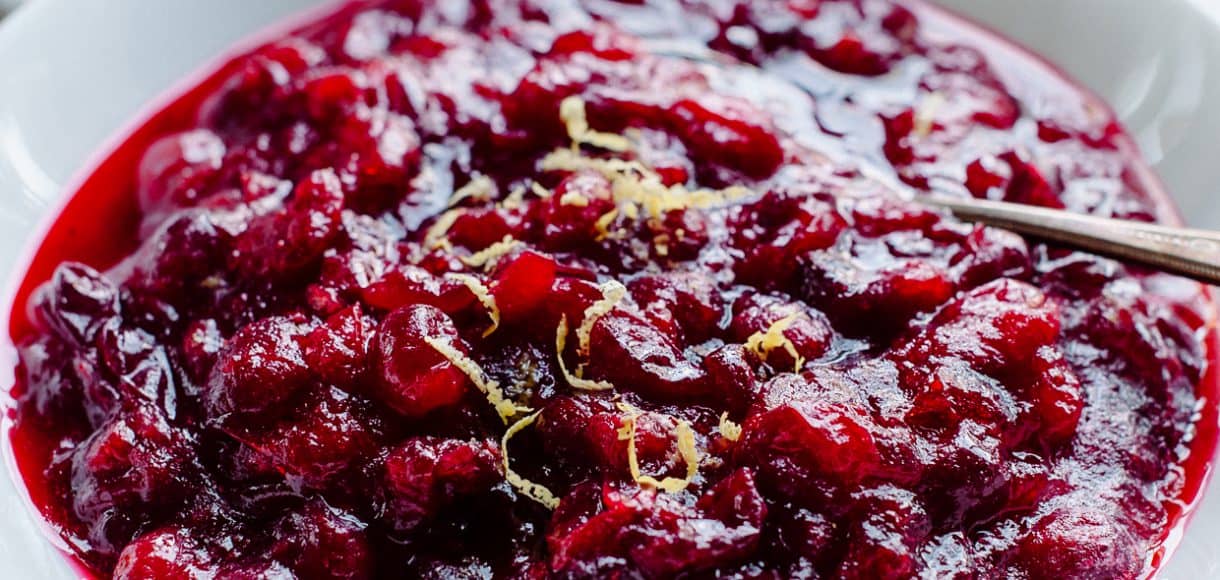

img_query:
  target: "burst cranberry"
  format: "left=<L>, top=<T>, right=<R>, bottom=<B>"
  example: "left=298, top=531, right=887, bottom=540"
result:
left=730, top=293, right=834, bottom=368
left=359, top=264, right=474, bottom=313
left=301, top=70, right=367, bottom=123
left=550, top=475, right=767, bottom=577
left=71, top=400, right=200, bottom=558
left=232, top=169, right=345, bottom=280
left=112, top=526, right=218, bottom=580
left=1027, top=346, right=1084, bottom=447
left=899, top=279, right=1060, bottom=375
left=490, top=251, right=558, bottom=323
left=801, top=242, right=957, bottom=338
left=704, top=344, right=763, bottom=414
left=585, top=309, right=706, bottom=400
left=670, top=97, right=785, bottom=179
left=532, top=171, right=617, bottom=250
left=732, top=191, right=846, bottom=290
left=137, top=129, right=226, bottom=212
left=738, top=391, right=884, bottom=502
left=203, top=316, right=313, bottom=420
left=34, top=263, right=119, bottom=348
left=969, top=151, right=1065, bottom=208
left=630, top=469, right=767, bottom=576
left=96, top=323, right=174, bottom=414
left=837, top=486, right=929, bottom=578
left=381, top=437, right=501, bottom=533
left=542, top=395, right=687, bottom=478
left=549, top=26, right=638, bottom=60
left=628, top=271, right=723, bottom=343
left=302, top=305, right=375, bottom=388
left=265, top=499, right=373, bottom=579
left=125, top=209, right=230, bottom=300
left=1006, top=503, right=1142, bottom=578
left=181, top=319, right=225, bottom=385
left=447, top=205, right=522, bottom=250
left=233, top=386, right=385, bottom=488
left=331, top=111, right=422, bottom=212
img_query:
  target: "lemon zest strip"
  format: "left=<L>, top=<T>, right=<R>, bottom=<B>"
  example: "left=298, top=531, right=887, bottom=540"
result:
left=555, top=316, right=614, bottom=391
left=446, top=273, right=500, bottom=338
left=617, top=403, right=700, bottom=493
left=502, top=411, right=561, bottom=509
left=460, top=235, right=523, bottom=269
left=449, top=175, right=496, bottom=207
left=425, top=337, right=529, bottom=423
left=743, top=312, right=806, bottom=373
left=577, top=281, right=627, bottom=356
left=594, top=208, right=620, bottom=241
left=559, top=96, right=632, bottom=152
left=424, top=209, right=465, bottom=251
left=718, top=412, right=743, bottom=442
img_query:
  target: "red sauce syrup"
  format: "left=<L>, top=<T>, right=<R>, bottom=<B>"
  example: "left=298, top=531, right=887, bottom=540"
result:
left=5, top=1, right=1218, bottom=578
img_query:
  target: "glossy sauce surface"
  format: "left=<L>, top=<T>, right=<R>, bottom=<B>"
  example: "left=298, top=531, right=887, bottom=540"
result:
left=6, top=0, right=1217, bottom=578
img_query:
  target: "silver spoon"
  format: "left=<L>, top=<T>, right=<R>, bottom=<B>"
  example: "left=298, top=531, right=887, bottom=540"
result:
left=642, top=39, right=1220, bottom=285
left=921, top=195, right=1220, bottom=285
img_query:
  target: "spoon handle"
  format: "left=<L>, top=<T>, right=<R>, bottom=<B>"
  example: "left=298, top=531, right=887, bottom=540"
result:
left=922, top=195, right=1220, bottom=286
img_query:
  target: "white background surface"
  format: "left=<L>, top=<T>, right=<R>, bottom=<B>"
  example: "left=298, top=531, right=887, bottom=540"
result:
left=0, top=0, right=1218, bottom=577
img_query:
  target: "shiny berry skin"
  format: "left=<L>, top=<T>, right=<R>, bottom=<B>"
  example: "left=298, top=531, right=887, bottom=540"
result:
left=371, top=304, right=468, bottom=418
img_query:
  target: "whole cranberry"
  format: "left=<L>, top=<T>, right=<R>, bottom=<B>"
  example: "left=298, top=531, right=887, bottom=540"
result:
left=372, top=304, right=469, bottom=417
left=669, top=96, right=784, bottom=179
left=203, top=316, right=313, bottom=421
left=491, top=251, right=558, bottom=324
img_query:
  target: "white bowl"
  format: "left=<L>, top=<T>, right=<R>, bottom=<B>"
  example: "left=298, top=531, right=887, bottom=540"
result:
left=1, top=0, right=1218, bottom=577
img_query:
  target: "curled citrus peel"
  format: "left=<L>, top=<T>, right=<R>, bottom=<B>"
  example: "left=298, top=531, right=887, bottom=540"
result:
left=617, top=402, right=700, bottom=493
left=556, top=316, right=614, bottom=391
left=446, top=273, right=500, bottom=338
left=559, top=96, right=632, bottom=152
left=744, top=312, right=806, bottom=373
left=424, top=337, right=529, bottom=423
left=424, top=208, right=464, bottom=250
left=501, top=411, right=560, bottom=509
left=449, top=174, right=496, bottom=207
left=577, top=281, right=627, bottom=356
left=460, top=235, right=523, bottom=269
left=718, top=412, right=743, bottom=442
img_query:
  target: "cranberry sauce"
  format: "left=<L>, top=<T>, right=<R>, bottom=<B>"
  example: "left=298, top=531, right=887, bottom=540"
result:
left=6, top=0, right=1216, bottom=578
